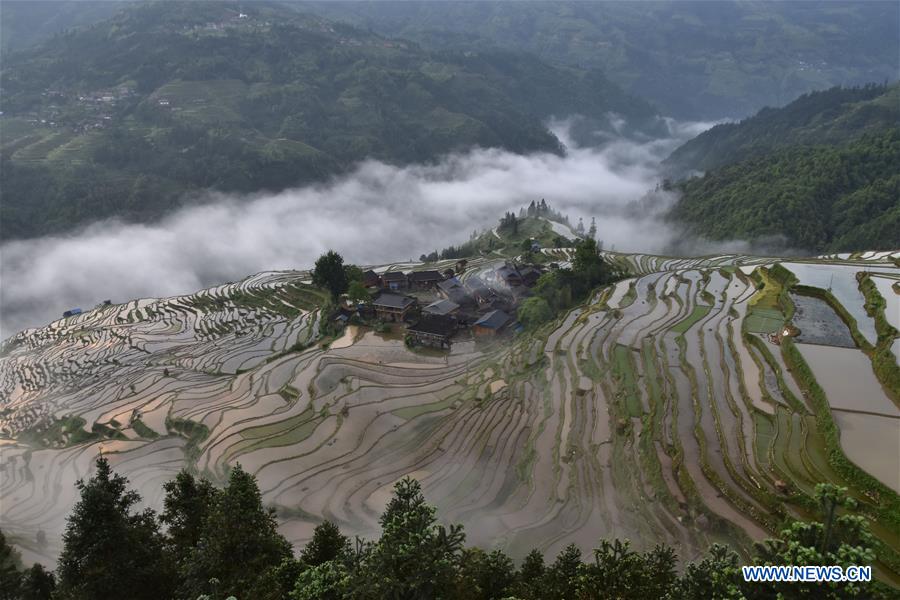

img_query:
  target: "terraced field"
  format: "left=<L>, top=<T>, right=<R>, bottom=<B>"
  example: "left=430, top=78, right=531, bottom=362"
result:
left=2, top=251, right=898, bottom=585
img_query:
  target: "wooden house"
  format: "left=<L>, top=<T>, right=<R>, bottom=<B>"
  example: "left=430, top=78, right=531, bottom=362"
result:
left=362, top=270, right=380, bottom=288
left=407, top=270, right=444, bottom=290
left=382, top=271, right=408, bottom=291
left=472, top=310, right=511, bottom=336
left=423, top=299, right=460, bottom=317
left=407, top=315, right=456, bottom=349
left=372, top=293, right=416, bottom=322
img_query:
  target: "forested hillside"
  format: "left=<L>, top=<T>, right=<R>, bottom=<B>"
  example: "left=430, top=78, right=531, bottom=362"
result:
left=299, top=0, right=899, bottom=119
left=665, top=83, right=899, bottom=175
left=0, top=0, right=658, bottom=241
left=670, top=128, right=900, bottom=252
left=0, top=1, right=128, bottom=53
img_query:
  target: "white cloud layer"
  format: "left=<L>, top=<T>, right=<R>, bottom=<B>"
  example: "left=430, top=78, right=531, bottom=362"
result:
left=2, top=118, right=757, bottom=337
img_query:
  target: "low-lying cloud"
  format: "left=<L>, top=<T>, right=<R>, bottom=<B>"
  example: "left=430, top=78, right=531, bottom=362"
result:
left=2, top=117, right=759, bottom=337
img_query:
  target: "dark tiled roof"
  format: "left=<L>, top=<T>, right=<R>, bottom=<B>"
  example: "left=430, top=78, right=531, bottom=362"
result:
left=474, top=310, right=511, bottom=329
left=437, top=278, right=463, bottom=293
left=372, top=293, right=415, bottom=309
left=408, top=315, right=456, bottom=337
left=408, top=270, right=443, bottom=282
left=382, top=271, right=407, bottom=282
left=424, top=299, right=460, bottom=315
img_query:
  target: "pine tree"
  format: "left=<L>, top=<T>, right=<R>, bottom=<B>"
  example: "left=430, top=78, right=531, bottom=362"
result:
left=55, top=457, right=175, bottom=600
left=576, top=217, right=584, bottom=235
left=19, top=564, right=55, bottom=600
left=183, top=464, right=292, bottom=599
left=300, top=521, right=351, bottom=567
left=587, top=217, right=597, bottom=240
left=363, top=477, right=465, bottom=599
left=161, top=469, right=219, bottom=585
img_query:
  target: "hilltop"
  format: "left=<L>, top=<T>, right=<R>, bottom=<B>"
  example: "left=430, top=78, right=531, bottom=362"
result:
left=665, top=83, right=900, bottom=175
left=0, top=0, right=658, bottom=241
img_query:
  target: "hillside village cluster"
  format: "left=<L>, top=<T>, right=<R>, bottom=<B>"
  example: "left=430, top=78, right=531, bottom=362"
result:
left=336, top=258, right=548, bottom=350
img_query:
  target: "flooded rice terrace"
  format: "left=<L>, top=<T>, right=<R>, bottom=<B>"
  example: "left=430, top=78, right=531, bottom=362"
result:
left=790, top=293, right=855, bottom=347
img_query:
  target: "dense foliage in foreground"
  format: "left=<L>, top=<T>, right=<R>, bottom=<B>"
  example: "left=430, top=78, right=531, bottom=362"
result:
left=1, top=458, right=893, bottom=599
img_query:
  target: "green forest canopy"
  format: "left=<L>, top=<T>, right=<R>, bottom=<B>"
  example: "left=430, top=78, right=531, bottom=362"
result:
left=0, top=0, right=658, bottom=241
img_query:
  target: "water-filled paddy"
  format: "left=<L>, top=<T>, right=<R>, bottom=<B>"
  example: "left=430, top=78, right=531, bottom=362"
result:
left=796, top=343, right=898, bottom=416
left=790, top=293, right=855, bottom=348
left=782, top=262, right=877, bottom=345
left=832, top=411, right=900, bottom=494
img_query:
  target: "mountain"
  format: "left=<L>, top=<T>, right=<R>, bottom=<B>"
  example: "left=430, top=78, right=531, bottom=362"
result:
left=665, top=83, right=900, bottom=175
left=2, top=225, right=898, bottom=581
left=0, top=1, right=129, bottom=53
left=665, top=84, right=900, bottom=253
left=0, top=0, right=659, bottom=241
left=297, top=0, right=900, bottom=120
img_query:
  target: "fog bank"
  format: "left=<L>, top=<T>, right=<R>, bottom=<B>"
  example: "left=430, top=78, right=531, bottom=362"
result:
left=2, top=118, right=743, bottom=337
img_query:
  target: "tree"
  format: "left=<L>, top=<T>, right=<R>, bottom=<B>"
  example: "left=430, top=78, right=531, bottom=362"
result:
left=587, top=217, right=597, bottom=240
left=55, top=457, right=175, bottom=600
left=363, top=477, right=465, bottom=599
left=300, top=521, right=351, bottom=567
left=749, top=484, right=878, bottom=599
left=312, top=251, right=349, bottom=302
left=572, top=238, right=611, bottom=292
left=19, top=564, right=55, bottom=600
left=0, top=529, right=22, bottom=600
left=346, top=280, right=371, bottom=305
left=518, top=297, right=553, bottom=329
left=183, top=464, right=292, bottom=599
left=543, top=544, right=584, bottom=600
left=455, top=548, right=515, bottom=600
left=512, top=549, right=546, bottom=599
left=344, top=264, right=364, bottom=284
left=675, top=544, right=744, bottom=600
left=292, top=560, right=354, bottom=600
left=160, top=470, right=219, bottom=582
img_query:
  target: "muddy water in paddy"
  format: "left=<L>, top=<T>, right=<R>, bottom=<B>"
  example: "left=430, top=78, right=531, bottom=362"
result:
left=781, top=262, right=878, bottom=345
left=796, top=344, right=898, bottom=416
left=832, top=411, right=900, bottom=494
left=790, top=293, right=855, bottom=348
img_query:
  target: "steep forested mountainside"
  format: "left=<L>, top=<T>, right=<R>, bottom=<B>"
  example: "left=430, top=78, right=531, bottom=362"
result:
left=665, top=84, right=899, bottom=175
left=0, top=0, right=658, bottom=241
left=297, top=0, right=900, bottom=119
left=0, top=1, right=129, bottom=53
left=670, top=128, right=900, bottom=252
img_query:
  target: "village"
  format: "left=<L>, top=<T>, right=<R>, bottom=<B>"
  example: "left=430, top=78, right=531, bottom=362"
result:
left=332, top=256, right=551, bottom=351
